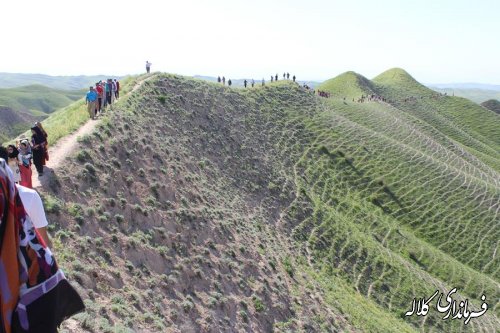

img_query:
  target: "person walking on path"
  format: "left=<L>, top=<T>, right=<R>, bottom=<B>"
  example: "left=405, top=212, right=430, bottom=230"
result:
left=85, top=86, right=98, bottom=119
left=6, top=145, right=21, bottom=184
left=30, top=126, right=47, bottom=177
left=146, top=61, right=152, bottom=73
left=114, top=79, right=120, bottom=99
left=105, top=79, right=113, bottom=110
left=18, top=140, right=33, bottom=188
left=96, top=82, right=103, bottom=114
left=35, top=121, right=49, bottom=165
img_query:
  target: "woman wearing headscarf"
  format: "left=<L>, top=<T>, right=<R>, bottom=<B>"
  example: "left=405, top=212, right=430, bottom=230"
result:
left=34, top=122, right=49, bottom=165
left=18, top=140, right=32, bottom=189
left=0, top=159, right=84, bottom=333
left=6, top=145, right=21, bottom=184
left=30, top=126, right=46, bottom=177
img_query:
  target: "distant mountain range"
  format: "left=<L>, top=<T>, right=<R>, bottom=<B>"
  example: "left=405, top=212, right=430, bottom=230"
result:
left=0, top=72, right=124, bottom=90
left=428, top=83, right=500, bottom=91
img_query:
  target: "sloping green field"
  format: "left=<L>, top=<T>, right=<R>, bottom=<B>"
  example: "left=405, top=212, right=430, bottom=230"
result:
left=41, top=71, right=499, bottom=332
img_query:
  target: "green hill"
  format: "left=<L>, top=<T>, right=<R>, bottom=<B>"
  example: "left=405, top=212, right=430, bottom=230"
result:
left=33, top=72, right=499, bottom=332
left=482, top=99, right=500, bottom=114
left=317, top=71, right=376, bottom=98
left=0, top=84, right=84, bottom=114
left=0, top=106, right=46, bottom=143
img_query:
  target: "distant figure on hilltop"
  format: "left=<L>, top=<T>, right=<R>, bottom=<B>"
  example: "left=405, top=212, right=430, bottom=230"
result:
left=228, top=79, right=232, bottom=86
left=251, top=79, right=255, bottom=87
left=244, top=79, right=247, bottom=88
left=217, top=76, right=221, bottom=83
left=275, top=74, right=278, bottom=81
left=283, top=73, right=286, bottom=80
left=146, top=61, right=152, bottom=73
left=271, top=76, right=273, bottom=82
left=222, top=76, right=226, bottom=85
left=287, top=73, right=290, bottom=80
left=293, top=75, right=296, bottom=82
left=262, top=78, right=265, bottom=86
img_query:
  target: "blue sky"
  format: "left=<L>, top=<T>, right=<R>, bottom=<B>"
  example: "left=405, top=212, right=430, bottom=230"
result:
left=0, top=0, right=499, bottom=83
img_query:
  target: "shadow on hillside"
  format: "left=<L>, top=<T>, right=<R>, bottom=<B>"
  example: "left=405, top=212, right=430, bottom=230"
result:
left=37, top=166, right=62, bottom=192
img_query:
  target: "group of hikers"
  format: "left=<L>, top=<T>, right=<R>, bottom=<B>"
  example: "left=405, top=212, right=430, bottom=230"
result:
left=216, top=72, right=297, bottom=88
left=2, top=122, right=49, bottom=189
left=85, top=78, right=120, bottom=120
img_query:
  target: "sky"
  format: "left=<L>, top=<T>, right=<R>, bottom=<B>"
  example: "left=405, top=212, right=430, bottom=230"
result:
left=0, top=0, right=499, bottom=84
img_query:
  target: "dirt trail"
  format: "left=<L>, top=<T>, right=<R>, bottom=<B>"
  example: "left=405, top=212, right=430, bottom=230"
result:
left=32, top=75, right=154, bottom=188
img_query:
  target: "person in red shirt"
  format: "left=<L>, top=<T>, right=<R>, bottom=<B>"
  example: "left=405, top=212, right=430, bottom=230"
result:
left=95, top=82, right=104, bottom=116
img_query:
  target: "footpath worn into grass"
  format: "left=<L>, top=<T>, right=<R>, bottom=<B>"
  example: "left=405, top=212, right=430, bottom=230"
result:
left=30, top=74, right=154, bottom=188
left=35, top=72, right=499, bottom=332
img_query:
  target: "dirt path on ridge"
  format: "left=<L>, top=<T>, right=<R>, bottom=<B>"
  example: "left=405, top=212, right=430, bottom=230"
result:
left=32, top=75, right=155, bottom=189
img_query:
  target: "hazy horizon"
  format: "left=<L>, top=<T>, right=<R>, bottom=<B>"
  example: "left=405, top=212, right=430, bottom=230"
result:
left=1, top=0, right=499, bottom=84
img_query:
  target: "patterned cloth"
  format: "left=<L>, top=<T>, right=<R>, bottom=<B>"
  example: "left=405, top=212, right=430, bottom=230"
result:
left=0, top=160, right=84, bottom=333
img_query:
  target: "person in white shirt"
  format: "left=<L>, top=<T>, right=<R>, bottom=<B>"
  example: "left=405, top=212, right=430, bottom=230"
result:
left=16, top=184, right=53, bottom=248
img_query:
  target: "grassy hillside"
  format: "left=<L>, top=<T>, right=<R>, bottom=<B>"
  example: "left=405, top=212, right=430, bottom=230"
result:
left=0, top=106, right=46, bottom=143
left=317, top=71, right=375, bottom=99
left=0, top=72, right=123, bottom=90
left=0, top=84, right=84, bottom=113
left=38, top=73, right=499, bottom=332
left=482, top=99, right=500, bottom=114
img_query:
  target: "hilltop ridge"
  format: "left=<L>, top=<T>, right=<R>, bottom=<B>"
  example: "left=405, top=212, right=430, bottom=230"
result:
left=317, top=71, right=376, bottom=98
left=32, top=71, right=500, bottom=332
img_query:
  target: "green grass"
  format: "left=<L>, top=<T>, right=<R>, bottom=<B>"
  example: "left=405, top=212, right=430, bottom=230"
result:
left=0, top=84, right=84, bottom=113
left=46, top=71, right=499, bottom=332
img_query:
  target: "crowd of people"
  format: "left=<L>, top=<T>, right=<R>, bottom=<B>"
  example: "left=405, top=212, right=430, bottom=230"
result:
left=3, top=122, right=49, bottom=188
left=216, top=72, right=297, bottom=87
left=86, top=78, right=120, bottom=120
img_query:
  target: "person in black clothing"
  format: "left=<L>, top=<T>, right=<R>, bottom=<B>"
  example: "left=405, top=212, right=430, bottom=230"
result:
left=31, top=126, right=47, bottom=176
left=293, top=75, right=296, bottom=82
left=275, top=74, right=278, bottom=81
left=217, top=76, right=221, bottom=83
left=222, top=76, right=226, bottom=85
left=287, top=73, right=290, bottom=79
left=228, top=79, right=232, bottom=86
left=244, top=80, right=247, bottom=88
left=251, top=79, right=255, bottom=87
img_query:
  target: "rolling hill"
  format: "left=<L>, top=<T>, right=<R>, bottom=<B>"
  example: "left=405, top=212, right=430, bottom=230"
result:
left=481, top=99, right=500, bottom=115
left=0, top=72, right=123, bottom=90
left=0, top=106, right=46, bottom=143
left=0, top=84, right=85, bottom=142
left=33, top=71, right=499, bottom=332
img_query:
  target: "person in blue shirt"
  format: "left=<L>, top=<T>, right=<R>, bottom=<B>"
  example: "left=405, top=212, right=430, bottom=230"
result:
left=85, top=86, right=98, bottom=119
